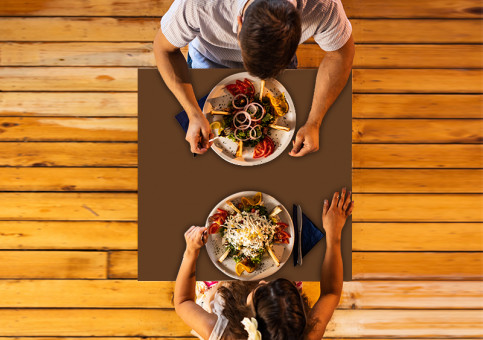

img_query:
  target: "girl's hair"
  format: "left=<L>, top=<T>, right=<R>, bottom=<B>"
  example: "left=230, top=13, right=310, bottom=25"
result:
left=217, top=279, right=311, bottom=340
left=253, top=278, right=310, bottom=339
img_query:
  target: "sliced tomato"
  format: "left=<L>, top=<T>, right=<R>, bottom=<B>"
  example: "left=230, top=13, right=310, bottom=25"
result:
left=217, top=208, right=228, bottom=219
left=208, top=223, right=220, bottom=234
left=253, top=139, right=267, bottom=158
left=277, top=230, right=291, bottom=239
left=276, top=222, right=288, bottom=229
left=261, top=136, right=275, bottom=158
left=243, top=78, right=255, bottom=96
left=225, top=84, right=239, bottom=96
left=278, top=238, right=290, bottom=244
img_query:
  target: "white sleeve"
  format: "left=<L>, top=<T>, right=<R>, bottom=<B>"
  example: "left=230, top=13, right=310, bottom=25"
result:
left=313, top=0, right=352, bottom=51
left=160, top=0, right=200, bottom=48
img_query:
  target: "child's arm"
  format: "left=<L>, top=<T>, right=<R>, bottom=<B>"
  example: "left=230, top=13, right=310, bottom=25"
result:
left=174, top=226, right=217, bottom=339
left=305, top=188, right=353, bottom=340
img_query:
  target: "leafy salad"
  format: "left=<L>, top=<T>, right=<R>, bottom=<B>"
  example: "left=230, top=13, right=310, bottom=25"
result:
left=208, top=192, right=291, bottom=276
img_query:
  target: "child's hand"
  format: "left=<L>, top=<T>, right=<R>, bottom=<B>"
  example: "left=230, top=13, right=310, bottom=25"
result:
left=322, top=188, right=353, bottom=242
left=184, top=226, right=208, bottom=256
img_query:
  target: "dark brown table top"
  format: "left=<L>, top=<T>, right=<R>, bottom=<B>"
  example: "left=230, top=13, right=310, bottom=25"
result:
left=139, top=68, right=352, bottom=281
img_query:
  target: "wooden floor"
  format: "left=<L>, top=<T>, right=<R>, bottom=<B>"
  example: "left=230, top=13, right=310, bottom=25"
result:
left=0, top=0, right=482, bottom=338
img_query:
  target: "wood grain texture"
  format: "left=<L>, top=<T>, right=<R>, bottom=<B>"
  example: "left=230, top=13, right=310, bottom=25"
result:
left=352, top=194, right=483, bottom=222
left=353, top=252, right=483, bottom=280
left=108, top=250, right=483, bottom=280
left=0, top=67, right=137, bottom=91
left=0, top=117, right=137, bottom=141
left=0, top=280, right=480, bottom=309
left=353, top=94, right=483, bottom=118
left=3, top=43, right=482, bottom=69
left=0, top=168, right=137, bottom=191
left=353, top=69, right=483, bottom=93
left=0, top=193, right=137, bottom=221
left=0, top=221, right=137, bottom=249
left=1, top=18, right=481, bottom=43
left=353, top=144, right=483, bottom=168
left=0, top=92, right=137, bottom=117
left=353, top=169, right=483, bottom=193
left=108, top=251, right=137, bottom=278
left=352, top=19, right=483, bottom=43
left=353, top=223, right=483, bottom=251
left=0, top=0, right=481, bottom=18
left=298, top=44, right=483, bottom=69
left=0, top=309, right=480, bottom=337
left=353, top=119, right=483, bottom=143
left=0, top=142, right=137, bottom=167
left=0, top=251, right=107, bottom=279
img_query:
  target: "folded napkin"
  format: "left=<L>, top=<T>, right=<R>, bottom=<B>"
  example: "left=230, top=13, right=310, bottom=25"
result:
left=175, top=95, right=209, bottom=133
left=293, top=204, right=325, bottom=266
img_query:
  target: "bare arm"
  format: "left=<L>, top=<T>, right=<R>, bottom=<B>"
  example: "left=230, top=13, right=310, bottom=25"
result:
left=153, top=29, right=212, bottom=154
left=305, top=188, right=354, bottom=339
left=290, top=35, right=354, bottom=157
left=174, top=226, right=217, bottom=339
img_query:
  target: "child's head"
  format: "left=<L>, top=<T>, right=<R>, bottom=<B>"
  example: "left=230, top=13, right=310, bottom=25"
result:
left=250, top=278, right=308, bottom=339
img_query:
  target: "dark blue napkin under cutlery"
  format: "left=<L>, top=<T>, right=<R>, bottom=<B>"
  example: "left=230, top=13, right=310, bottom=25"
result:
left=292, top=204, right=325, bottom=266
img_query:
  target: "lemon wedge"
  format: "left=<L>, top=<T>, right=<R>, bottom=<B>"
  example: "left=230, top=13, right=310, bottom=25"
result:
left=235, top=262, right=245, bottom=276
left=210, top=121, right=222, bottom=134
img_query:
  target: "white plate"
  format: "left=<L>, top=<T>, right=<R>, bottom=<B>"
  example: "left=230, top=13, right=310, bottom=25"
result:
left=202, top=72, right=296, bottom=166
left=205, top=191, right=294, bottom=281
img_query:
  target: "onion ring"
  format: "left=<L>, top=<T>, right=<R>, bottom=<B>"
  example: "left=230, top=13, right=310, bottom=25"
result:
left=245, top=102, right=265, bottom=122
left=233, top=111, right=251, bottom=129
left=249, top=125, right=262, bottom=140
left=232, top=94, right=248, bottom=109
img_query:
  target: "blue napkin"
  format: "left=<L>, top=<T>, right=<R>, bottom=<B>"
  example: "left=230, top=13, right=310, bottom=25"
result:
left=293, top=204, right=325, bottom=266
left=175, top=95, right=209, bottom=133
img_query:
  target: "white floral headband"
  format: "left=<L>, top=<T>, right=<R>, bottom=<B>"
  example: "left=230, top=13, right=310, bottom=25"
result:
left=241, top=317, right=262, bottom=340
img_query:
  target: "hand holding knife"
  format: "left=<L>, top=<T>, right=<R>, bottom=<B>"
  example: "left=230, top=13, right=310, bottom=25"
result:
left=296, top=204, right=303, bottom=266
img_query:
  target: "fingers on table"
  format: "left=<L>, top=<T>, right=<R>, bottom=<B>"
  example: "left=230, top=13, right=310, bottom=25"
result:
left=323, top=199, right=329, bottom=215
left=331, top=191, right=340, bottom=208
left=338, top=187, right=346, bottom=208
left=346, top=201, right=354, bottom=216
left=343, top=191, right=352, bottom=210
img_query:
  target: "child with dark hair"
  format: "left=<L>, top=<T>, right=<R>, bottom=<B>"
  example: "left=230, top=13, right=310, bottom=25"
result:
left=174, top=188, right=353, bottom=339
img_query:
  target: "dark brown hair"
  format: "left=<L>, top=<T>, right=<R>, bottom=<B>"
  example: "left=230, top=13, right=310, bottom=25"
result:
left=253, top=278, right=309, bottom=339
left=239, top=0, right=301, bottom=79
left=218, top=279, right=311, bottom=339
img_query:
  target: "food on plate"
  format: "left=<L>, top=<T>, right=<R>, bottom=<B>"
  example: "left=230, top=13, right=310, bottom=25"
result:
left=208, top=192, right=291, bottom=276
left=211, top=78, right=290, bottom=159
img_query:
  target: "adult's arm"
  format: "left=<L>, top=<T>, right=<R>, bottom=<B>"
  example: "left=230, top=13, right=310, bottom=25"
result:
left=174, top=226, right=217, bottom=339
left=289, top=35, right=354, bottom=157
left=305, top=188, right=354, bottom=339
left=153, top=29, right=212, bottom=154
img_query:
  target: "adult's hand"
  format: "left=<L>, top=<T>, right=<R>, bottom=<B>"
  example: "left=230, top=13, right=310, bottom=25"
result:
left=186, top=114, right=213, bottom=154
left=322, top=188, right=353, bottom=242
left=289, top=122, right=320, bottom=157
left=184, top=225, right=208, bottom=256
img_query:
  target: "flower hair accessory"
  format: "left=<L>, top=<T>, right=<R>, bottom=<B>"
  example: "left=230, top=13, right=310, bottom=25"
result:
left=241, top=317, right=262, bottom=340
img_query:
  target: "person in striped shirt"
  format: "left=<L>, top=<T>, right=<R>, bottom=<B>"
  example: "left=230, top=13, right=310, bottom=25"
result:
left=154, top=0, right=354, bottom=157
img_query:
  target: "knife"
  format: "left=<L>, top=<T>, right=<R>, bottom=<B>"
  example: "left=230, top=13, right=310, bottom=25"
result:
left=296, top=204, right=303, bottom=266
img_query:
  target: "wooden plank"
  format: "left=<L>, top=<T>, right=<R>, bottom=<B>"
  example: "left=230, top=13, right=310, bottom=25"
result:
left=353, top=194, right=483, bottom=222
left=0, top=221, right=137, bottom=249
left=353, top=94, right=483, bottom=118
left=0, top=168, right=137, bottom=191
left=0, top=92, right=137, bottom=117
left=0, top=67, right=137, bottom=91
left=0, top=193, right=137, bottom=221
left=344, top=0, right=483, bottom=18
left=352, top=19, right=483, bottom=43
left=0, top=251, right=107, bottom=279
left=0, top=280, right=481, bottom=309
left=110, top=249, right=483, bottom=280
left=353, top=119, right=483, bottom=143
left=353, top=69, right=483, bottom=93
left=0, top=42, right=155, bottom=67
left=0, top=0, right=481, bottom=18
left=0, top=18, right=481, bottom=43
left=0, top=309, right=480, bottom=337
left=109, top=251, right=137, bottom=279
left=353, top=169, right=483, bottom=193
left=0, top=117, right=137, bottom=141
left=0, top=18, right=159, bottom=42
left=0, top=142, right=137, bottom=167
left=297, top=44, right=483, bottom=69
left=353, top=223, right=483, bottom=251
left=353, top=144, right=483, bottom=168
left=4, top=43, right=482, bottom=69
left=353, top=252, right=483, bottom=280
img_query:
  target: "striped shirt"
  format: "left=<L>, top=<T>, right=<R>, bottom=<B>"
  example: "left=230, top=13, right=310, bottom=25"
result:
left=161, top=0, right=352, bottom=68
